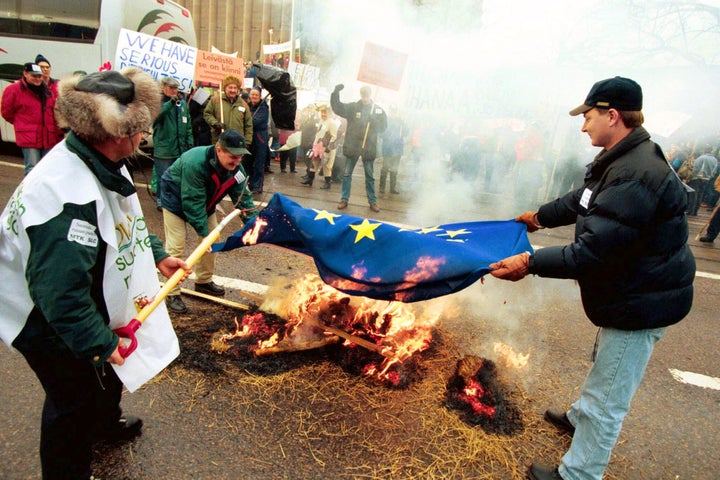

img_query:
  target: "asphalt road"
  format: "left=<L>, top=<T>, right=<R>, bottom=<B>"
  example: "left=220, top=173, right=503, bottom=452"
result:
left=0, top=151, right=718, bottom=479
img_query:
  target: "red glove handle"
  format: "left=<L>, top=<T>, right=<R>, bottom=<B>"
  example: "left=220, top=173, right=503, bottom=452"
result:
left=114, top=318, right=142, bottom=358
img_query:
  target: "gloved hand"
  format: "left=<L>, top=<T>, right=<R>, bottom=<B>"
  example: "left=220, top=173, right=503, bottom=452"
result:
left=333, top=84, right=344, bottom=93
left=212, top=122, right=226, bottom=132
left=489, top=252, right=530, bottom=282
left=515, top=211, right=543, bottom=232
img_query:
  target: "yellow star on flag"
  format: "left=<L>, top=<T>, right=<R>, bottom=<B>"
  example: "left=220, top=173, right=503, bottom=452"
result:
left=350, top=218, right=381, bottom=243
left=313, top=209, right=341, bottom=225
left=441, top=228, right=471, bottom=238
left=418, top=226, right=442, bottom=234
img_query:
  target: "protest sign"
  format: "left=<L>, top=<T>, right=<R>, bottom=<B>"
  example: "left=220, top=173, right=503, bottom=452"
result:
left=115, top=28, right=197, bottom=92
left=194, top=49, right=246, bottom=88
left=357, top=42, right=408, bottom=91
left=287, top=61, right=320, bottom=91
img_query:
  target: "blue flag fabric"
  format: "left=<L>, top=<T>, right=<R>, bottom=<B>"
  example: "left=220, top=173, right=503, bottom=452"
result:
left=213, top=193, right=533, bottom=302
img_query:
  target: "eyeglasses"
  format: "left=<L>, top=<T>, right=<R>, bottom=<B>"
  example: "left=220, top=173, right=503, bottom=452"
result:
left=141, top=130, right=152, bottom=138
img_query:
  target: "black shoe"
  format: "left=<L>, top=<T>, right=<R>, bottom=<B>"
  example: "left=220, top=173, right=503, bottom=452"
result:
left=280, top=169, right=286, bottom=173
left=290, top=169, right=297, bottom=173
left=101, top=415, right=143, bottom=443
left=195, top=281, right=225, bottom=297
left=544, top=409, right=575, bottom=436
left=699, top=236, right=715, bottom=243
left=527, top=463, right=562, bottom=480
left=166, top=295, right=187, bottom=313
left=265, top=168, right=273, bottom=174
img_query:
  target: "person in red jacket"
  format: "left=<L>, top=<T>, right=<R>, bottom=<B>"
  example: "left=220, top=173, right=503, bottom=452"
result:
left=1, top=63, right=63, bottom=175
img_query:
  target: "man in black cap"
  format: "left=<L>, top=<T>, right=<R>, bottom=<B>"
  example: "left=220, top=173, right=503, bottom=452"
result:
left=160, top=128, right=258, bottom=313
left=0, top=67, right=190, bottom=480
left=152, top=76, right=194, bottom=210
left=1, top=62, right=63, bottom=175
left=489, top=77, right=695, bottom=480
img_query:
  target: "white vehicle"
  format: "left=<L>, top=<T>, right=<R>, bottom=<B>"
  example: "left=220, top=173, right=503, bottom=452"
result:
left=0, top=0, right=197, bottom=143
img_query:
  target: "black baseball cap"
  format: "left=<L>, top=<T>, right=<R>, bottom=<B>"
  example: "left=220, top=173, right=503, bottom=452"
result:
left=24, top=63, right=43, bottom=75
left=218, top=129, right=250, bottom=155
left=569, top=76, right=643, bottom=116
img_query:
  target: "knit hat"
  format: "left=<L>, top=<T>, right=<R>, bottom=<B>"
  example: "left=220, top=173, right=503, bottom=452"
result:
left=55, top=67, right=161, bottom=143
left=35, top=54, right=50, bottom=66
left=221, top=74, right=241, bottom=90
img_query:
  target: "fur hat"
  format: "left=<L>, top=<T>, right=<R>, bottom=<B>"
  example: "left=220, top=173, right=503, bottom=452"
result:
left=221, top=74, right=241, bottom=90
left=55, top=67, right=161, bottom=143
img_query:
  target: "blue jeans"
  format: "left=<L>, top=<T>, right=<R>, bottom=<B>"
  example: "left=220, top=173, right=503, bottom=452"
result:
left=22, top=147, right=50, bottom=176
left=559, top=326, right=666, bottom=480
left=340, top=155, right=377, bottom=205
left=154, top=158, right=175, bottom=207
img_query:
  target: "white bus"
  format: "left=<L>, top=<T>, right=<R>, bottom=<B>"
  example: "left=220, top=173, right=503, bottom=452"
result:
left=0, top=0, right=197, bottom=143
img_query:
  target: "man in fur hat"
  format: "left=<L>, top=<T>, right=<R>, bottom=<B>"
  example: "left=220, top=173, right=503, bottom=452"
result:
left=203, top=74, right=253, bottom=147
left=0, top=67, right=190, bottom=480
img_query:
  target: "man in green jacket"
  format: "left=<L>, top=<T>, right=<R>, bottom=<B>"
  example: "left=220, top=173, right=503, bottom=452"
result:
left=160, top=128, right=258, bottom=313
left=203, top=74, right=253, bottom=146
left=152, top=76, right=194, bottom=210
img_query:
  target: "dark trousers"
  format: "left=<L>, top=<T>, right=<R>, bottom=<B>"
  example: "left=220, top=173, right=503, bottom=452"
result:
left=20, top=349, right=123, bottom=480
left=279, top=147, right=297, bottom=172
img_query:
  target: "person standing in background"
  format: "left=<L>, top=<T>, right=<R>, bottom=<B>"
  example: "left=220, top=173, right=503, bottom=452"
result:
left=35, top=54, right=58, bottom=96
left=203, top=75, right=253, bottom=147
left=331, top=84, right=387, bottom=213
left=301, top=104, right=338, bottom=189
left=247, top=87, right=270, bottom=193
left=152, top=76, right=194, bottom=210
left=1, top=63, right=63, bottom=176
left=379, top=106, right=406, bottom=194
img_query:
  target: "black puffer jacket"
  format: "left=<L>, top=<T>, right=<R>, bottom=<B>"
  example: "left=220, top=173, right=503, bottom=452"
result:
left=529, top=127, right=695, bottom=330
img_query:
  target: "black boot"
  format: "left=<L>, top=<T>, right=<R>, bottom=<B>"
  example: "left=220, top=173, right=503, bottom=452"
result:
left=319, top=177, right=331, bottom=189
left=300, top=171, right=315, bottom=186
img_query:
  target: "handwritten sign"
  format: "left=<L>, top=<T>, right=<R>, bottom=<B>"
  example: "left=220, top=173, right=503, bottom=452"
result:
left=115, top=29, right=197, bottom=92
left=357, top=42, right=408, bottom=91
left=194, top=50, right=246, bottom=88
left=287, top=61, right=320, bottom=91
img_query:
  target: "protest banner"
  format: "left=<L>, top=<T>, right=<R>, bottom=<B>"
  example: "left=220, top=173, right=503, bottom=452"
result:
left=115, top=28, right=197, bottom=92
left=194, top=49, right=246, bottom=88
left=357, top=42, right=408, bottom=91
left=287, top=61, right=320, bottom=91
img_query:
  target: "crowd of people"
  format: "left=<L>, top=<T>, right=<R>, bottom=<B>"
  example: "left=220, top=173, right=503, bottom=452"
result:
left=0, top=52, right=710, bottom=480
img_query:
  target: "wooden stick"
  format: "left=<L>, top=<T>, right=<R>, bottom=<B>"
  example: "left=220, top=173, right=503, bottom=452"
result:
left=179, top=287, right=251, bottom=310
left=695, top=201, right=720, bottom=240
left=303, top=316, right=394, bottom=358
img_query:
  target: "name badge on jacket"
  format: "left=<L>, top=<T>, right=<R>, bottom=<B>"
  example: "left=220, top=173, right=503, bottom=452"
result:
left=580, top=188, right=592, bottom=209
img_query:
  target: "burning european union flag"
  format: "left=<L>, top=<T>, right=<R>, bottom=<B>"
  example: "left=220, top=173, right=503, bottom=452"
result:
left=213, top=193, right=533, bottom=302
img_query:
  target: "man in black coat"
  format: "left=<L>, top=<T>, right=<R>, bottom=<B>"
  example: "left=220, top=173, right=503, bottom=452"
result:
left=490, top=77, right=695, bottom=480
left=331, top=84, right=387, bottom=213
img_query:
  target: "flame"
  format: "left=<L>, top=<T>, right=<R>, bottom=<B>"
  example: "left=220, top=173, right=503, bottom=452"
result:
left=493, top=342, right=530, bottom=369
left=242, top=218, right=268, bottom=245
left=218, top=274, right=437, bottom=385
left=459, top=379, right=497, bottom=417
